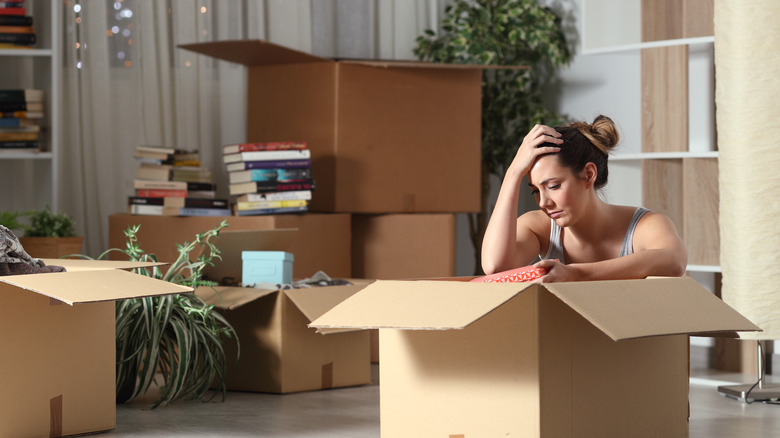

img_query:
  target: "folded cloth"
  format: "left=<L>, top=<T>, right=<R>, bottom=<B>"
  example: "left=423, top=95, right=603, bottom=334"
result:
left=0, top=225, right=66, bottom=276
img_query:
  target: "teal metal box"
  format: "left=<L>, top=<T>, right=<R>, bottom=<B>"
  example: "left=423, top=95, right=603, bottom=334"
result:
left=242, top=251, right=294, bottom=285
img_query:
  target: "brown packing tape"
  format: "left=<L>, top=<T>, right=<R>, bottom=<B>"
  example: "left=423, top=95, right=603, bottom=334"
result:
left=449, top=435, right=465, bottom=438
left=321, top=362, right=333, bottom=389
left=50, top=394, right=62, bottom=437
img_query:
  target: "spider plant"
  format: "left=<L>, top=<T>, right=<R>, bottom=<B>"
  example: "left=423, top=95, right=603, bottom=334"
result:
left=82, top=220, right=238, bottom=408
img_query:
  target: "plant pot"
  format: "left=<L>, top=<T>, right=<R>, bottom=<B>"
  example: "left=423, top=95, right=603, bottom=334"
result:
left=19, top=236, right=84, bottom=259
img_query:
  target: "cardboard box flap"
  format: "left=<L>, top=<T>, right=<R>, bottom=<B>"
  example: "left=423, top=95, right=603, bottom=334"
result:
left=201, top=228, right=298, bottom=284
left=284, top=279, right=375, bottom=323
left=194, top=285, right=279, bottom=310
left=309, top=280, right=533, bottom=330
left=339, top=59, right=529, bottom=71
left=543, top=277, right=762, bottom=341
left=0, top=269, right=192, bottom=305
left=178, top=40, right=328, bottom=66
left=39, top=258, right=167, bottom=271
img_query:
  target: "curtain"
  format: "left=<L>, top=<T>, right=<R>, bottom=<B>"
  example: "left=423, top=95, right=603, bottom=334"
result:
left=60, top=0, right=449, bottom=257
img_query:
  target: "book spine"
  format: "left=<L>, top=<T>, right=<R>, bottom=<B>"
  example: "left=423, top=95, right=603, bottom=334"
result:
left=0, top=32, right=35, bottom=44
left=0, top=14, right=32, bottom=25
left=225, top=149, right=311, bottom=163
left=223, top=141, right=307, bottom=154
left=227, top=159, right=311, bottom=171
left=0, top=110, right=42, bottom=118
left=235, top=205, right=308, bottom=216
left=0, top=131, right=38, bottom=141
left=184, top=198, right=229, bottom=209
left=236, top=199, right=308, bottom=211
left=133, top=179, right=187, bottom=190
left=178, top=207, right=231, bottom=217
left=0, top=7, right=25, bottom=16
left=237, top=190, right=312, bottom=202
left=0, top=100, right=37, bottom=111
left=251, top=167, right=312, bottom=182
left=136, top=189, right=187, bottom=198
left=0, top=90, right=29, bottom=101
left=186, top=182, right=216, bottom=191
left=0, top=117, right=35, bottom=128
left=0, top=139, right=38, bottom=148
left=128, top=196, right=165, bottom=206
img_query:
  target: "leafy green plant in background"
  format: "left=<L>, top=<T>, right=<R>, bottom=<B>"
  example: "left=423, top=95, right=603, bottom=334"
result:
left=80, top=220, right=238, bottom=408
left=414, top=0, right=572, bottom=273
left=0, top=206, right=77, bottom=237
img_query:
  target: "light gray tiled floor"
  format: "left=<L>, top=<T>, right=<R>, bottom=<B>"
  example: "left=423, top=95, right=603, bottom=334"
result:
left=111, top=361, right=780, bottom=437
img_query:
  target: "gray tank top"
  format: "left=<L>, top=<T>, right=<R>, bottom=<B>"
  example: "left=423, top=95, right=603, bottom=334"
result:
left=542, top=207, right=650, bottom=264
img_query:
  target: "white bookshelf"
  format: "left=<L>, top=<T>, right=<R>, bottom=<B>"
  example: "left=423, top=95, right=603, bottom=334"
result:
left=0, top=0, right=61, bottom=212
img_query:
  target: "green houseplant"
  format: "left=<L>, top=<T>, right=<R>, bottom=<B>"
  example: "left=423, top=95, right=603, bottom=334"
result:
left=80, top=220, right=238, bottom=408
left=414, top=0, right=572, bottom=273
left=0, top=207, right=84, bottom=258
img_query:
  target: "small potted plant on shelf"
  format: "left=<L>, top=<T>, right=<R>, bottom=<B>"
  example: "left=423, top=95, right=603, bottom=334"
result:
left=16, top=207, right=83, bottom=258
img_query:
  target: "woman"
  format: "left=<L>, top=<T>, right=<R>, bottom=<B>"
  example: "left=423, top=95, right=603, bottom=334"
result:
left=481, top=115, right=687, bottom=282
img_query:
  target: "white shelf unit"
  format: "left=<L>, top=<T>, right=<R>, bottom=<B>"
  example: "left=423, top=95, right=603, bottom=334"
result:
left=0, top=0, right=61, bottom=212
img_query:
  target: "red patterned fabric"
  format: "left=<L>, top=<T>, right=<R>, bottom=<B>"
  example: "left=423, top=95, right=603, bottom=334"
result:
left=469, top=264, right=548, bottom=283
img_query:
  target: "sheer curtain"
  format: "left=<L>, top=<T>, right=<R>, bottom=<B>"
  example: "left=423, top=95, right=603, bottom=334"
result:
left=60, top=0, right=448, bottom=257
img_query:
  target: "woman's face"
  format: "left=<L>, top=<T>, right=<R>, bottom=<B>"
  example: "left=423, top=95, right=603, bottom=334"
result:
left=527, top=155, right=589, bottom=227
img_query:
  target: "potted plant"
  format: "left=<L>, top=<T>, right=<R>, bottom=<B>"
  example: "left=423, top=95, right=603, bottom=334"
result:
left=79, top=220, right=238, bottom=408
left=414, top=0, right=572, bottom=273
left=0, top=207, right=84, bottom=258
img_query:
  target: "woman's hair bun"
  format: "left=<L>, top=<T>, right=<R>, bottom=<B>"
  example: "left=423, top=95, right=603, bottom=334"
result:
left=588, top=115, right=619, bottom=152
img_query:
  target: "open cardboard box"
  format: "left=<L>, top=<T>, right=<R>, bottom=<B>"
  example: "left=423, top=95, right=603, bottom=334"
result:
left=0, top=258, right=192, bottom=438
left=195, top=229, right=372, bottom=393
left=178, top=40, right=524, bottom=213
left=310, top=277, right=761, bottom=437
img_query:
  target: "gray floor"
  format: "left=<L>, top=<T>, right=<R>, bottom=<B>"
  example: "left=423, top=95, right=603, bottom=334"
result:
left=111, top=357, right=780, bottom=437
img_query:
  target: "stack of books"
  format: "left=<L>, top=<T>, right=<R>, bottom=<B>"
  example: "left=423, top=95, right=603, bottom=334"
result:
left=0, top=1, right=35, bottom=48
left=224, top=141, right=314, bottom=216
left=0, top=88, right=43, bottom=151
left=130, top=145, right=230, bottom=216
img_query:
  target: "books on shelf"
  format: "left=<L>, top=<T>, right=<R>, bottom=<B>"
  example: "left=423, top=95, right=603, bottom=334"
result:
left=222, top=141, right=307, bottom=155
left=0, top=13, right=31, bottom=26
left=0, top=89, right=43, bottom=148
left=235, top=205, right=308, bottom=216
left=235, top=190, right=312, bottom=203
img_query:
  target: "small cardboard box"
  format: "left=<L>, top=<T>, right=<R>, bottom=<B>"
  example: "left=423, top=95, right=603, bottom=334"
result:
left=241, top=251, right=294, bottom=285
left=311, top=277, right=760, bottom=437
left=178, top=40, right=509, bottom=213
left=195, top=280, right=373, bottom=394
left=108, top=213, right=351, bottom=279
left=0, top=259, right=191, bottom=437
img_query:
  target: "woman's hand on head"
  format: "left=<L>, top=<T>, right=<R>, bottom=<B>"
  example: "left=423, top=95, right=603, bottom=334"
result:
left=509, top=124, right=563, bottom=178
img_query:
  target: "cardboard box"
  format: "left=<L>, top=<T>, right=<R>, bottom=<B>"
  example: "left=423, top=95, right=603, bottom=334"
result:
left=0, top=259, right=191, bottom=437
left=351, top=213, right=456, bottom=279
left=178, top=39, right=491, bottom=213
left=311, top=277, right=760, bottom=437
left=195, top=280, right=373, bottom=394
left=108, top=213, right=351, bottom=279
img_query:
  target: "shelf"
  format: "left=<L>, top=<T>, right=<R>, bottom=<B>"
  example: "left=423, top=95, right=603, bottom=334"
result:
left=0, top=151, right=53, bottom=160
left=582, top=36, right=714, bottom=56
left=686, top=265, right=721, bottom=273
left=0, top=48, right=53, bottom=57
left=611, top=151, right=718, bottom=161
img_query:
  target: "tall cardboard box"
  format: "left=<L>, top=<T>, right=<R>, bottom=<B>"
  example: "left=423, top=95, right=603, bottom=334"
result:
left=351, top=213, right=456, bottom=362
left=195, top=280, right=373, bottom=394
left=108, top=213, right=351, bottom=279
left=0, top=259, right=191, bottom=437
left=351, top=213, right=456, bottom=280
left=311, top=278, right=760, bottom=437
left=178, top=39, right=490, bottom=213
